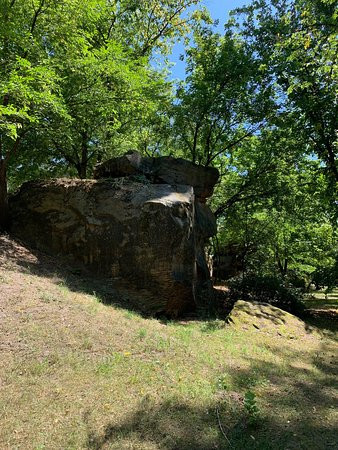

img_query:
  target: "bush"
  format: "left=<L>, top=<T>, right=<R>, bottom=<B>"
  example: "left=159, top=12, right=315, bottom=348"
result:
left=227, top=274, right=305, bottom=315
left=311, top=264, right=338, bottom=291
left=288, top=272, right=307, bottom=290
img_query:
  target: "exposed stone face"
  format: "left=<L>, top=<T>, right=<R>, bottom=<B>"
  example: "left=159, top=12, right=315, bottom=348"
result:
left=9, top=172, right=217, bottom=316
left=94, top=151, right=219, bottom=202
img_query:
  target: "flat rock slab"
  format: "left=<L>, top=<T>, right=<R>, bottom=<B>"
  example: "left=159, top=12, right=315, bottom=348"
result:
left=94, top=151, right=219, bottom=201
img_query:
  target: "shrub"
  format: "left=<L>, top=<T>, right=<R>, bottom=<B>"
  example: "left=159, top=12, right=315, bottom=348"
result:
left=227, top=274, right=305, bottom=315
left=311, top=264, right=338, bottom=291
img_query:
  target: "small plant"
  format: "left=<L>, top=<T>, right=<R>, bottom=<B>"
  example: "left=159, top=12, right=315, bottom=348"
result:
left=92, top=291, right=103, bottom=302
left=156, top=335, right=170, bottom=351
left=137, top=328, right=147, bottom=340
left=124, top=310, right=140, bottom=319
left=244, top=390, right=260, bottom=426
left=28, top=359, right=50, bottom=376
left=40, top=292, right=58, bottom=303
left=58, top=281, right=70, bottom=296
left=217, top=374, right=228, bottom=391
left=96, top=353, right=124, bottom=376
left=81, top=336, right=93, bottom=350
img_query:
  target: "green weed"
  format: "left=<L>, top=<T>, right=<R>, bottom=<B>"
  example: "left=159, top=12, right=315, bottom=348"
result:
left=244, top=391, right=260, bottom=426
left=137, top=328, right=147, bottom=340
left=40, top=292, right=58, bottom=303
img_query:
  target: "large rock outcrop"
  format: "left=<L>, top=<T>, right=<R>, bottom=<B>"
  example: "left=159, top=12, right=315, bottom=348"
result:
left=10, top=153, right=219, bottom=316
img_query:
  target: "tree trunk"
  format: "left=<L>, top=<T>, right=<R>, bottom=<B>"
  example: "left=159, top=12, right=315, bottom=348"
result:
left=276, top=256, right=288, bottom=278
left=78, top=133, right=88, bottom=179
left=191, top=123, right=200, bottom=164
left=0, top=159, right=9, bottom=230
left=78, top=161, right=87, bottom=179
left=325, top=143, right=338, bottom=183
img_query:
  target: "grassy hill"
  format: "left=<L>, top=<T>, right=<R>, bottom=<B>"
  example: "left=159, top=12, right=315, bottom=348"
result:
left=0, top=234, right=337, bottom=450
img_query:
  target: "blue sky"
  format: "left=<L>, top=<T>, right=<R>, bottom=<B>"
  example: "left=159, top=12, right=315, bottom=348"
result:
left=168, top=0, right=248, bottom=80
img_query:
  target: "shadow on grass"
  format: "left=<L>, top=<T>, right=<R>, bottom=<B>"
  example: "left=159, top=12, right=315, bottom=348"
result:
left=1, top=232, right=336, bottom=328
left=0, top=232, right=141, bottom=311
left=304, top=317, right=338, bottom=339
left=86, top=399, right=226, bottom=450
left=0, top=233, right=230, bottom=321
left=1, top=233, right=337, bottom=331
left=2, top=234, right=337, bottom=449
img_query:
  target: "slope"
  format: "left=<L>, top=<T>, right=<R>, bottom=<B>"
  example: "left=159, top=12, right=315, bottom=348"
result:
left=0, top=234, right=337, bottom=450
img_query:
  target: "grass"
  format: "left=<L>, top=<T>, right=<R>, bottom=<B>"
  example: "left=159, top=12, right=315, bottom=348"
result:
left=0, top=234, right=337, bottom=449
left=305, top=287, right=338, bottom=310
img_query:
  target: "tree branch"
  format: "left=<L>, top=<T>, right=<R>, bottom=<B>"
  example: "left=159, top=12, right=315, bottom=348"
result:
left=208, top=122, right=263, bottom=164
left=30, top=0, right=46, bottom=35
left=140, top=1, right=196, bottom=55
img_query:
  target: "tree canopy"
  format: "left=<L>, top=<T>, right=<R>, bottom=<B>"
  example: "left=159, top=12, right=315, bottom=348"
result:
left=0, top=0, right=336, bottom=287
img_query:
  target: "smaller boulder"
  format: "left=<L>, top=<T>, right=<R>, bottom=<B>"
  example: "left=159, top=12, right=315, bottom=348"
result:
left=227, top=300, right=310, bottom=339
left=94, top=151, right=219, bottom=201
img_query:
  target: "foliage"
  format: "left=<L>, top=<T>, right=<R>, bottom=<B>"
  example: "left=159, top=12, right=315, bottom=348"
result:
left=234, top=0, right=338, bottom=183
left=212, top=124, right=337, bottom=285
left=169, top=0, right=337, bottom=288
left=227, top=274, right=306, bottom=315
left=0, top=0, right=202, bottom=226
left=0, top=0, right=336, bottom=287
left=311, top=257, right=338, bottom=291
left=172, top=18, right=275, bottom=165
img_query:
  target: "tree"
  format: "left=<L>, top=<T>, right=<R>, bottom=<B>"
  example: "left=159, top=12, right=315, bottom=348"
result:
left=172, top=18, right=275, bottom=166
left=235, top=0, right=338, bottom=183
left=0, top=0, right=67, bottom=228
left=170, top=0, right=336, bottom=285
left=212, top=127, right=337, bottom=283
left=41, top=0, right=197, bottom=178
left=46, top=44, right=172, bottom=178
left=0, top=0, right=201, bottom=228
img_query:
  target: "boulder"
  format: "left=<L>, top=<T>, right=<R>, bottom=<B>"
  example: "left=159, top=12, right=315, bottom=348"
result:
left=10, top=177, right=216, bottom=316
left=227, top=300, right=310, bottom=339
left=93, top=151, right=219, bottom=202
